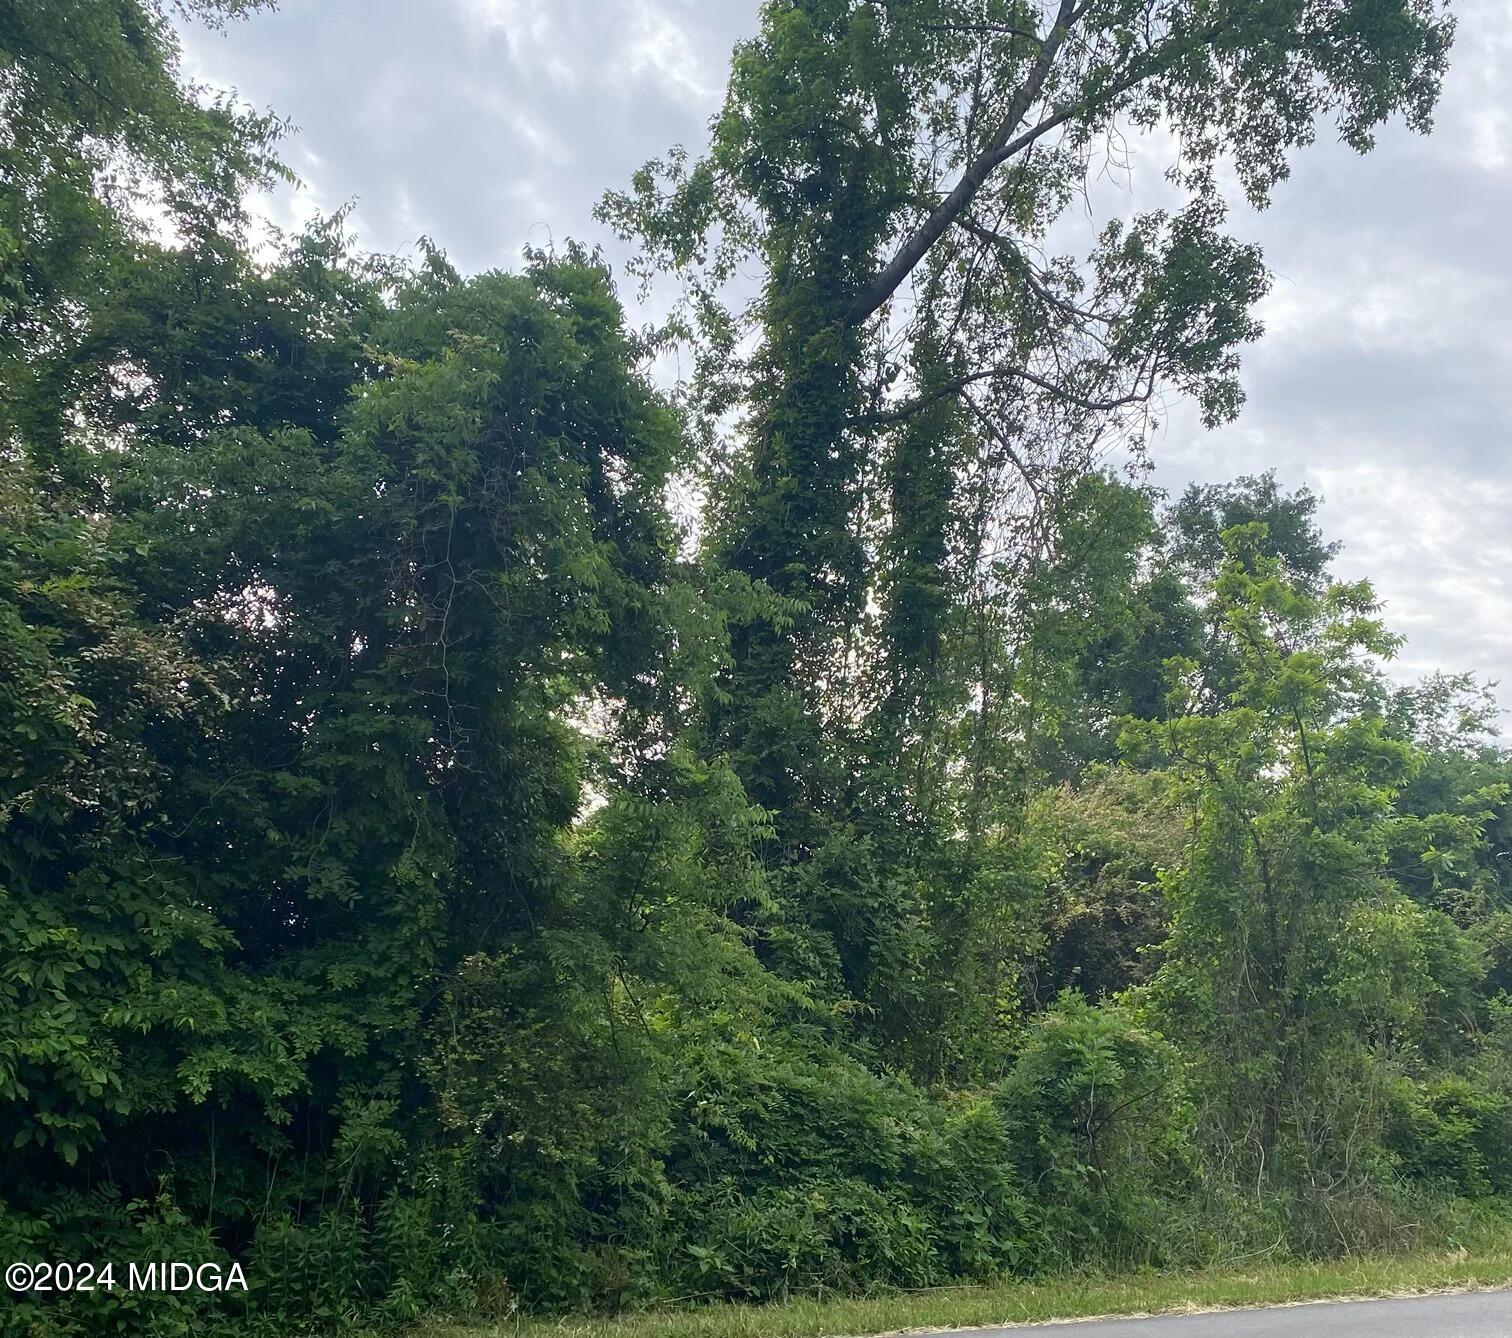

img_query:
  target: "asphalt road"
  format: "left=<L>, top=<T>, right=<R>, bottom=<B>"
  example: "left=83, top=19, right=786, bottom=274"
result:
left=919, top=1291, right=1512, bottom=1337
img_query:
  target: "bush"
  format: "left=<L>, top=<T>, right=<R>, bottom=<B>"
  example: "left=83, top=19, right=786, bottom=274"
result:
left=655, top=1026, right=1042, bottom=1299
left=1387, top=1075, right=1512, bottom=1198
left=998, top=995, right=1193, bottom=1268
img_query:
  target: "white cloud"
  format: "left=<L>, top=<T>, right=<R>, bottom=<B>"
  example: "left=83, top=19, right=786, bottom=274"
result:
left=620, top=0, right=721, bottom=107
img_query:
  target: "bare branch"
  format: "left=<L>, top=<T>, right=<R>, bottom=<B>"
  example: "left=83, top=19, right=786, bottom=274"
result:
left=846, top=19, right=1215, bottom=327
left=845, top=0, right=1082, bottom=327
left=956, top=214, right=1121, bottom=328
left=850, top=358, right=1157, bottom=427
left=920, top=21, right=1045, bottom=42
left=964, top=395, right=1049, bottom=509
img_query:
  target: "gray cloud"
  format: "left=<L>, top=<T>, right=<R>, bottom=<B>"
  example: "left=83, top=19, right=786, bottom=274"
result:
left=1152, top=0, right=1512, bottom=705
left=178, top=0, right=1512, bottom=712
left=179, top=0, right=755, bottom=271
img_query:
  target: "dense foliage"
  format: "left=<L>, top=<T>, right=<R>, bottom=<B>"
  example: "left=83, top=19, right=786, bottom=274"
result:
left=3, top=1, right=1509, bottom=1334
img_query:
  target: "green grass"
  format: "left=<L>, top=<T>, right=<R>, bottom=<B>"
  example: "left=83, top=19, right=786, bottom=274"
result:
left=413, top=1247, right=1512, bottom=1338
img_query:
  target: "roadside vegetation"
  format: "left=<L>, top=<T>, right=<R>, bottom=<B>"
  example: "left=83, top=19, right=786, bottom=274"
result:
left=3, top=1, right=1510, bottom=1336
left=412, top=1236, right=1512, bottom=1338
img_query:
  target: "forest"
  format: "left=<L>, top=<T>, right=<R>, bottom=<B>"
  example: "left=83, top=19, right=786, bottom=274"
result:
left=2, top=0, right=1510, bottom=1334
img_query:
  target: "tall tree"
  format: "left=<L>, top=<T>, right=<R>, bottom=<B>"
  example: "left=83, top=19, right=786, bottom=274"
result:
left=604, top=0, right=1453, bottom=1067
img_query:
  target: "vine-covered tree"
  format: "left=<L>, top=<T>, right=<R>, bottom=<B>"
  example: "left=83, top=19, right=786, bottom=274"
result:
left=602, top=0, right=1454, bottom=1070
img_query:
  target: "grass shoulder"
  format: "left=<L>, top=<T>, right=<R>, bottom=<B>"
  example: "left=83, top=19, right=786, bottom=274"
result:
left=411, top=1248, right=1512, bottom=1338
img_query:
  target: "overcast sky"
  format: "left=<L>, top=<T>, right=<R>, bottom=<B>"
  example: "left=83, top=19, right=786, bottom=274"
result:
left=177, top=0, right=1512, bottom=713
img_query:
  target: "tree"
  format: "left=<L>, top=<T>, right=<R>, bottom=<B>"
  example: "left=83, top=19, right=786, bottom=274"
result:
left=0, top=224, right=721, bottom=1323
left=602, top=0, right=1454, bottom=1070
left=1076, top=471, right=1339, bottom=741
left=1133, top=527, right=1488, bottom=1224
left=1169, top=471, right=1339, bottom=594
left=0, top=0, right=283, bottom=470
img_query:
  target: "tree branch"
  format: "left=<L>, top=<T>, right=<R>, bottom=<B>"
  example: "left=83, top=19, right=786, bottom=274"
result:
left=845, top=0, right=1082, bottom=326
left=850, top=358, right=1157, bottom=427
left=846, top=18, right=1215, bottom=327
left=956, top=215, right=1122, bottom=328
